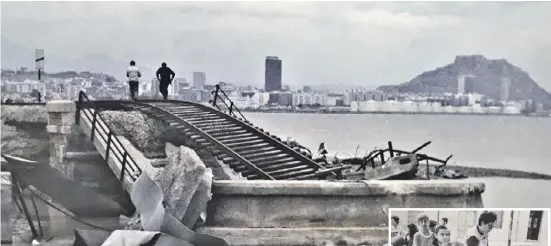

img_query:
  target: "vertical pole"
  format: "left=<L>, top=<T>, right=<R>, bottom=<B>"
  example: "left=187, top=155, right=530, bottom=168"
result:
left=213, top=85, right=220, bottom=107
left=120, top=152, right=128, bottom=183
left=426, top=159, right=430, bottom=180
left=12, top=175, right=39, bottom=239
left=38, top=69, right=41, bottom=81
left=90, top=109, right=98, bottom=142
left=105, top=132, right=112, bottom=163
left=29, top=195, right=44, bottom=237
left=388, top=141, right=394, bottom=158
left=75, top=92, right=82, bottom=125
left=507, top=211, right=514, bottom=246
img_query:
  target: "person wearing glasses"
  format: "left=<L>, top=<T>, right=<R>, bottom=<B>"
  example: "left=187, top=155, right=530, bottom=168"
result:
left=463, top=211, right=497, bottom=246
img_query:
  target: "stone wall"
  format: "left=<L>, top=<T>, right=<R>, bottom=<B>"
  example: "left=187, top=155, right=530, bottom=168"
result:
left=1, top=105, right=48, bottom=124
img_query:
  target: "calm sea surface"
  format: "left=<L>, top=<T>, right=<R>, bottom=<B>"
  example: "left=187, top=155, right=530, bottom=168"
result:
left=244, top=112, right=551, bottom=208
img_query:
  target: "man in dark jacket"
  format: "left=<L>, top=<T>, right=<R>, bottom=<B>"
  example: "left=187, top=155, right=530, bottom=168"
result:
left=156, top=62, right=175, bottom=100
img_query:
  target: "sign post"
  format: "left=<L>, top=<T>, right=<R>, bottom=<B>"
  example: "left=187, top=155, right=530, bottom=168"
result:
left=35, top=49, right=45, bottom=80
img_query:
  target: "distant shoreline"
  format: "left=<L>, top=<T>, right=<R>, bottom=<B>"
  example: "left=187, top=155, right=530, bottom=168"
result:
left=241, top=109, right=550, bottom=117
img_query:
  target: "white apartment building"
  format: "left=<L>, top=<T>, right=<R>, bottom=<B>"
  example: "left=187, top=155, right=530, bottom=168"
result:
left=391, top=210, right=549, bottom=246
left=2, top=80, right=46, bottom=95
left=225, top=90, right=270, bottom=109
left=292, top=92, right=328, bottom=106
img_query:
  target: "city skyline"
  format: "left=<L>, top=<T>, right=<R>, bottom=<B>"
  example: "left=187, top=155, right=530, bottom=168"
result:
left=1, top=2, right=551, bottom=91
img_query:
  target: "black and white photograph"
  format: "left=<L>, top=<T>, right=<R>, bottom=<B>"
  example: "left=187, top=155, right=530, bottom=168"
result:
left=390, top=209, right=550, bottom=246
left=1, top=1, right=551, bottom=246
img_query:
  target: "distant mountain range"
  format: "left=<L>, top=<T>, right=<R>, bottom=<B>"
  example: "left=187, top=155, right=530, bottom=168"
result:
left=378, top=55, right=551, bottom=103
left=0, top=36, right=153, bottom=81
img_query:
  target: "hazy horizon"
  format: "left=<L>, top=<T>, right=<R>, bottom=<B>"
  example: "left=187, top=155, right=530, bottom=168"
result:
left=1, top=1, right=551, bottom=91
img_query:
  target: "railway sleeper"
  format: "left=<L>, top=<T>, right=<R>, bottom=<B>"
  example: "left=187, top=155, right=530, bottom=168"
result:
left=270, top=167, right=316, bottom=179
left=241, top=149, right=282, bottom=159
left=167, top=108, right=203, bottom=114
left=216, top=150, right=290, bottom=163
left=169, top=108, right=211, bottom=114
left=174, top=112, right=218, bottom=118
left=240, top=162, right=305, bottom=175
left=188, top=117, right=227, bottom=122
left=247, top=153, right=291, bottom=164
left=149, top=105, right=195, bottom=110
left=218, top=134, right=257, bottom=143
left=183, top=116, right=222, bottom=123
left=258, top=161, right=305, bottom=172
left=236, top=146, right=278, bottom=156
left=271, top=168, right=316, bottom=180
left=193, top=120, right=231, bottom=127
left=229, top=141, right=269, bottom=150
left=203, top=126, right=243, bottom=133
left=247, top=169, right=315, bottom=180
left=198, top=123, right=238, bottom=131
left=251, top=157, right=296, bottom=167
left=208, top=129, right=248, bottom=137
left=173, top=111, right=218, bottom=117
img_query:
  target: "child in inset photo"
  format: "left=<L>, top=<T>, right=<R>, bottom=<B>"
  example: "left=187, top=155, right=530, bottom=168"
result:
left=412, top=213, right=434, bottom=246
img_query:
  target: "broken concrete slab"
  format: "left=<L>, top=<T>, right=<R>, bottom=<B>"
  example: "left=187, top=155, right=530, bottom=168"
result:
left=154, top=143, right=211, bottom=223
left=128, top=170, right=229, bottom=246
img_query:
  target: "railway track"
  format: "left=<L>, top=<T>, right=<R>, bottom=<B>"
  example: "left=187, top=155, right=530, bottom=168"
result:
left=83, top=99, right=343, bottom=180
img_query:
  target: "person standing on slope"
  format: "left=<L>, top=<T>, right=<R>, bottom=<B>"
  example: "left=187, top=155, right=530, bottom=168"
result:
left=126, top=60, right=142, bottom=100
left=156, top=62, right=175, bottom=100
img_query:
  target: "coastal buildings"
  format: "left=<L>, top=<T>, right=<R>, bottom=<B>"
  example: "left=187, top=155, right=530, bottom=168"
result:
left=350, top=99, right=524, bottom=115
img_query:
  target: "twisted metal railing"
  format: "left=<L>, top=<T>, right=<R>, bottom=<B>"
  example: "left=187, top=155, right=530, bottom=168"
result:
left=209, top=84, right=248, bottom=121
left=77, top=91, right=142, bottom=184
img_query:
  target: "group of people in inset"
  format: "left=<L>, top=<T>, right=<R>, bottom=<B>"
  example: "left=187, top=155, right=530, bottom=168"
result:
left=126, top=60, right=176, bottom=101
left=391, top=211, right=498, bottom=246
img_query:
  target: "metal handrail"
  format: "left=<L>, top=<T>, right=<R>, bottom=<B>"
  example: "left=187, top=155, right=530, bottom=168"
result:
left=209, top=84, right=248, bottom=121
left=77, top=91, right=142, bottom=183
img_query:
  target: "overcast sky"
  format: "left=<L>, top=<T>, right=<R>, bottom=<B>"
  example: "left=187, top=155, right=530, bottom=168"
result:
left=1, top=1, right=551, bottom=90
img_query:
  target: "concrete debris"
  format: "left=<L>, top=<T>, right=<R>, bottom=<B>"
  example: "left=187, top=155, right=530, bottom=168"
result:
left=154, top=143, right=213, bottom=224
left=101, top=230, right=160, bottom=246
left=125, top=169, right=229, bottom=246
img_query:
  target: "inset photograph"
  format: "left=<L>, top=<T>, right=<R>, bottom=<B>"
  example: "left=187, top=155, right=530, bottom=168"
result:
left=389, top=209, right=549, bottom=246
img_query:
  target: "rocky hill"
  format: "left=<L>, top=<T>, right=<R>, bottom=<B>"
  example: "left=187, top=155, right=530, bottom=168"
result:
left=378, top=55, right=551, bottom=102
